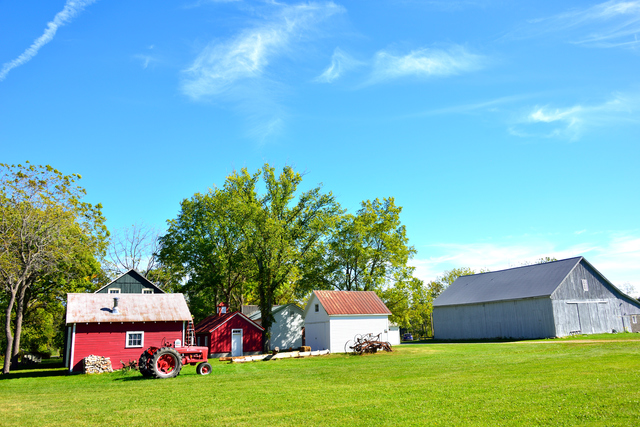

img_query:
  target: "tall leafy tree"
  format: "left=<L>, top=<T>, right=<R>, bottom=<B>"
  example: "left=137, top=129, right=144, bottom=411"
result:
left=0, top=162, right=107, bottom=373
left=301, top=197, right=416, bottom=293
left=158, top=187, right=256, bottom=322
left=224, top=165, right=341, bottom=352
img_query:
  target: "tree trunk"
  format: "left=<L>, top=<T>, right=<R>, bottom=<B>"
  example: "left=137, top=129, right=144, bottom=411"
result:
left=3, top=289, right=17, bottom=374
left=11, top=284, right=28, bottom=367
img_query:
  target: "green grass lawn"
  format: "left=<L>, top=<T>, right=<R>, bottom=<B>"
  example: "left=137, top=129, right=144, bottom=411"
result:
left=2, top=335, right=639, bottom=426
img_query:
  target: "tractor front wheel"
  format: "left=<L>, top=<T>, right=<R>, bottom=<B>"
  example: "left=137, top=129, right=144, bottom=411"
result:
left=151, top=347, right=182, bottom=379
left=196, top=362, right=212, bottom=375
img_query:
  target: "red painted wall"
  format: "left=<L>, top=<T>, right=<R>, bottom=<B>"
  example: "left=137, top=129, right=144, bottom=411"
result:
left=203, top=315, right=263, bottom=354
left=71, top=321, right=183, bottom=372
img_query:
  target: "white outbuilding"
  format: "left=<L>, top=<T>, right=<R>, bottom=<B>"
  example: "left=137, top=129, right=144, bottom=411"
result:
left=303, top=290, right=394, bottom=353
left=248, top=303, right=304, bottom=351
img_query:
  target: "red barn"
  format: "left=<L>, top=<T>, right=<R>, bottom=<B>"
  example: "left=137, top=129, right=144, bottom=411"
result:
left=195, top=303, right=264, bottom=357
left=64, top=293, right=193, bottom=372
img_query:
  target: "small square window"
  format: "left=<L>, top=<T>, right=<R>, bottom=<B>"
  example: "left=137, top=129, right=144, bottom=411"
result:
left=109, top=288, right=121, bottom=294
left=142, top=289, right=153, bottom=294
left=315, top=304, right=319, bottom=312
left=126, top=331, right=144, bottom=348
left=581, top=279, right=588, bottom=292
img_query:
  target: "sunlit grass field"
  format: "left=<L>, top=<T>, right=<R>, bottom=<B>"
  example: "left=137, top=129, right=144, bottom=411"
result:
left=2, top=334, right=639, bottom=426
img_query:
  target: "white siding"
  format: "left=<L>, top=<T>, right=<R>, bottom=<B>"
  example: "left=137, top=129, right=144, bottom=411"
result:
left=388, top=325, right=400, bottom=346
left=329, top=316, right=389, bottom=353
left=304, top=294, right=331, bottom=351
left=269, top=306, right=304, bottom=350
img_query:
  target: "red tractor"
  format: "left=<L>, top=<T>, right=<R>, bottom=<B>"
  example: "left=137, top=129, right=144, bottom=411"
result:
left=138, top=339, right=211, bottom=379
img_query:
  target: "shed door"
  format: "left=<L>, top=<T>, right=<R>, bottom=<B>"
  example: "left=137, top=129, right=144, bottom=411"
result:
left=231, top=329, right=243, bottom=357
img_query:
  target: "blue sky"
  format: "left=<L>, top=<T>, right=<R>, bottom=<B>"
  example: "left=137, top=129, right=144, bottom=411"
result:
left=1, top=0, right=639, bottom=294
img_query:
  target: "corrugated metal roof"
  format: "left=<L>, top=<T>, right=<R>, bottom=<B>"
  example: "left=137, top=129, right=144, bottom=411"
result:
left=66, top=293, right=192, bottom=324
left=314, top=290, right=392, bottom=315
left=195, top=311, right=264, bottom=334
left=433, top=257, right=583, bottom=307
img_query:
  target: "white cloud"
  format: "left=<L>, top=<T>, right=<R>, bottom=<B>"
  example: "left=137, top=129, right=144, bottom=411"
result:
left=511, top=92, right=640, bottom=140
left=513, top=1, right=640, bottom=49
left=366, top=45, right=485, bottom=84
left=133, top=54, right=158, bottom=69
left=0, top=0, right=98, bottom=82
left=410, top=230, right=640, bottom=297
left=181, top=2, right=345, bottom=99
left=314, top=48, right=363, bottom=83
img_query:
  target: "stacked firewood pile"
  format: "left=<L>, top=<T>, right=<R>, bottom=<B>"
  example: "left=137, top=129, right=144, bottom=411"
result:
left=344, top=333, right=392, bottom=355
left=83, top=355, right=113, bottom=374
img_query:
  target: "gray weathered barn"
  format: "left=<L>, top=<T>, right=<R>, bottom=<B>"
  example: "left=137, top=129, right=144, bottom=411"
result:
left=433, top=257, right=640, bottom=340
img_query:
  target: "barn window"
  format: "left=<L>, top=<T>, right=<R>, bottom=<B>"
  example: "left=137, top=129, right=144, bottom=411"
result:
left=581, top=279, right=588, bottom=292
left=125, top=331, right=144, bottom=348
left=315, top=304, right=319, bottom=312
left=109, top=288, right=121, bottom=294
left=633, top=315, right=638, bottom=324
left=142, top=289, right=153, bottom=294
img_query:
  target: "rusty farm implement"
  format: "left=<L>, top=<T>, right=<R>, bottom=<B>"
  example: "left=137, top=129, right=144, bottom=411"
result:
left=344, top=332, right=392, bottom=355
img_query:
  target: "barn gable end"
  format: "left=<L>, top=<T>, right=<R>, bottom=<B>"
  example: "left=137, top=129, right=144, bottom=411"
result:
left=195, top=310, right=264, bottom=358
left=551, top=259, right=640, bottom=336
left=95, top=269, right=164, bottom=294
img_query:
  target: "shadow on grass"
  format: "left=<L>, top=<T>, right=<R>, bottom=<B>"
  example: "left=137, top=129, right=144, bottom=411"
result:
left=0, top=368, right=68, bottom=380
left=112, top=374, right=148, bottom=382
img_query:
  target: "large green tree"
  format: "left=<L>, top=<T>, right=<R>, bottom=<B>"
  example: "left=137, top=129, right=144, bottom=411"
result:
left=223, top=165, right=341, bottom=352
left=158, top=188, right=256, bottom=322
left=0, top=162, right=108, bottom=373
left=300, top=197, right=416, bottom=293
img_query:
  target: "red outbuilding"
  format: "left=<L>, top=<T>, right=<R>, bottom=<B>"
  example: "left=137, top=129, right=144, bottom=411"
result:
left=64, top=293, right=193, bottom=372
left=195, top=303, right=264, bottom=357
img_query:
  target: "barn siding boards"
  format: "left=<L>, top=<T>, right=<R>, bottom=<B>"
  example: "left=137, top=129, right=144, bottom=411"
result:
left=249, top=304, right=304, bottom=351
left=69, top=321, right=183, bottom=372
left=433, top=298, right=555, bottom=340
left=329, top=316, right=390, bottom=353
left=95, top=269, right=164, bottom=294
left=433, top=257, right=640, bottom=340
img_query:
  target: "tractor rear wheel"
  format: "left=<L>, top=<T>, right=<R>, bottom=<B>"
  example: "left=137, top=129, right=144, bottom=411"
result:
left=151, top=347, right=182, bottom=379
left=196, top=362, right=212, bottom=375
left=138, top=349, right=153, bottom=377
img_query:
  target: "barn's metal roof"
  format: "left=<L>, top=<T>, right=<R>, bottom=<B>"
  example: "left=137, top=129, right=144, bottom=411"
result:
left=313, top=290, right=392, bottom=315
left=194, top=311, right=264, bottom=334
left=66, top=293, right=192, bottom=324
left=433, top=257, right=583, bottom=307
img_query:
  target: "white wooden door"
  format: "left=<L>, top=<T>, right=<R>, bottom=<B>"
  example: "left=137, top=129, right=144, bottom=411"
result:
left=231, top=329, right=243, bottom=356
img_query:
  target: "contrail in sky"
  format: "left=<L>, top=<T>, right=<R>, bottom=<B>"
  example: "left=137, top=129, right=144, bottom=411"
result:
left=0, top=0, right=98, bottom=82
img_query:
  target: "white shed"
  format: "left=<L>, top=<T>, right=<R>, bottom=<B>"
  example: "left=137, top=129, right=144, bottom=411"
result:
left=303, top=290, right=393, bottom=353
left=248, top=303, right=304, bottom=351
